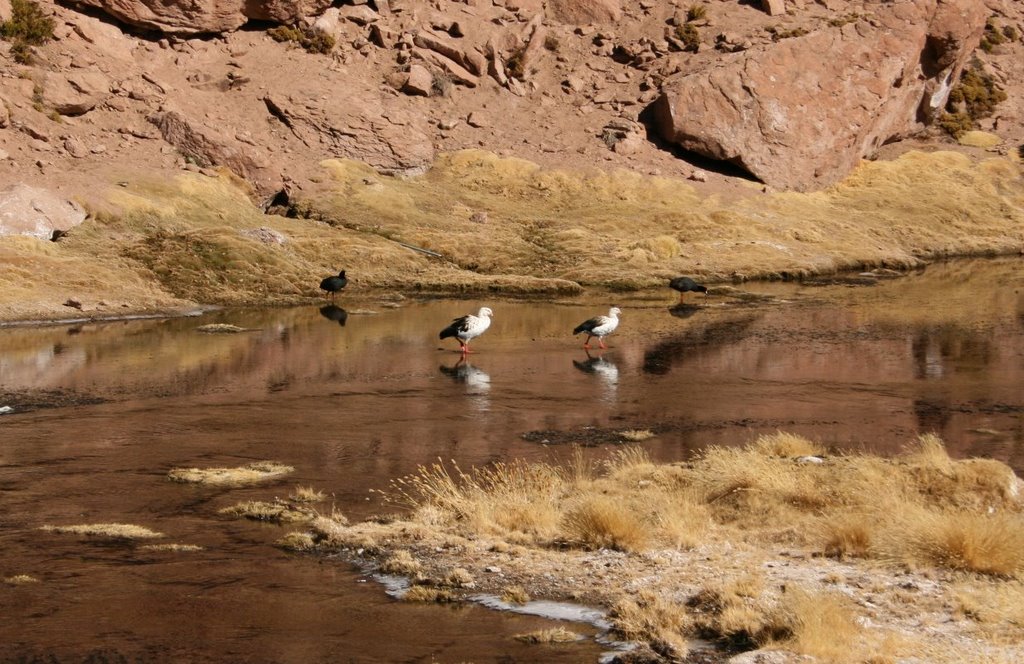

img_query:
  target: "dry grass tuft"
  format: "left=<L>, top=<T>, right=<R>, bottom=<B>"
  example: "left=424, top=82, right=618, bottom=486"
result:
left=749, top=432, right=825, bottom=458
left=3, top=574, right=40, bottom=585
left=820, top=512, right=874, bottom=559
left=954, top=581, right=1024, bottom=638
left=277, top=510, right=351, bottom=552
left=501, top=585, right=531, bottom=604
left=278, top=531, right=317, bottom=551
left=443, top=567, right=475, bottom=588
left=610, top=590, right=690, bottom=660
left=773, top=588, right=864, bottom=662
left=218, top=500, right=313, bottom=524
left=899, top=510, right=1024, bottom=578
left=402, top=585, right=458, bottom=603
left=378, top=550, right=423, bottom=577
left=40, top=523, right=163, bottom=539
left=389, top=459, right=566, bottom=538
left=685, top=581, right=865, bottom=661
left=562, top=495, right=650, bottom=552
left=513, top=627, right=581, bottom=644
left=168, top=461, right=294, bottom=486
left=619, top=429, right=655, bottom=442
left=139, top=543, right=204, bottom=552
left=290, top=486, right=327, bottom=503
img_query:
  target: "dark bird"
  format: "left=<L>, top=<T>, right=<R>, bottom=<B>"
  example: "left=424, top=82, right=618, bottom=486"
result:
left=319, top=305, right=348, bottom=327
left=669, top=276, right=708, bottom=303
left=573, top=307, right=621, bottom=349
left=319, top=270, right=348, bottom=300
left=439, top=307, right=493, bottom=354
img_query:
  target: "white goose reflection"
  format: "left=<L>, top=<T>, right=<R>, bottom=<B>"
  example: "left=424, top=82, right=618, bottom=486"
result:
left=572, top=349, right=619, bottom=402
left=439, top=357, right=491, bottom=411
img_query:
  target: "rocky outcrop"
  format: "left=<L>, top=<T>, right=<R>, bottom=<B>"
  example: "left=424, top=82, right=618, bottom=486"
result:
left=546, top=0, right=620, bottom=24
left=650, top=0, right=988, bottom=190
left=149, top=108, right=284, bottom=202
left=67, top=0, right=332, bottom=35
left=0, top=184, right=87, bottom=240
left=261, top=94, right=434, bottom=176
left=42, top=70, right=110, bottom=116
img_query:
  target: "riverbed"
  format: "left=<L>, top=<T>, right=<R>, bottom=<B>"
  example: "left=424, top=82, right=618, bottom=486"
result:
left=1, top=258, right=1022, bottom=662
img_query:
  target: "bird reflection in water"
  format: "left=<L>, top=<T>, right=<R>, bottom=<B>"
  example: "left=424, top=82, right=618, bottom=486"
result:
left=667, top=303, right=702, bottom=320
left=572, top=349, right=619, bottom=402
left=439, top=357, right=491, bottom=412
left=319, top=305, right=348, bottom=327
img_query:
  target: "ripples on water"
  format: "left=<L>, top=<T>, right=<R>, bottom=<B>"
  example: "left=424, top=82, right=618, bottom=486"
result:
left=1, top=259, right=1022, bottom=662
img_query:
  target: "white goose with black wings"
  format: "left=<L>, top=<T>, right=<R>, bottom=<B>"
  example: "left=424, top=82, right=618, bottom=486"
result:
left=439, top=307, right=493, bottom=353
left=573, top=307, right=621, bottom=349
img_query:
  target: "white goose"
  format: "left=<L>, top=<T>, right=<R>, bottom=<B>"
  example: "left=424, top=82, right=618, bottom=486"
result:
left=439, top=307, right=493, bottom=354
left=572, top=306, right=621, bottom=349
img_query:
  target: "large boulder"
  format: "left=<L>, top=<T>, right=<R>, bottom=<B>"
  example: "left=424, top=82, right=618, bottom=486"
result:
left=650, top=0, right=987, bottom=191
left=0, top=184, right=87, bottom=240
left=67, top=0, right=332, bottom=35
left=42, top=70, right=111, bottom=116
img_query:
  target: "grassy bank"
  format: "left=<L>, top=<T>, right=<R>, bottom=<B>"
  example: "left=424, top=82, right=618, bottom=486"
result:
left=269, top=434, right=1024, bottom=662
left=0, top=149, right=1021, bottom=322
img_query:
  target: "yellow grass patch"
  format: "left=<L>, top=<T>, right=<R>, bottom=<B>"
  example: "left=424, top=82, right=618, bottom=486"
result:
left=167, top=461, right=294, bottom=486
left=4, top=575, right=39, bottom=585
left=954, top=581, right=1024, bottom=639
left=139, top=543, right=204, bottom=552
left=378, top=550, right=423, bottom=577
left=385, top=435, right=1024, bottom=579
left=275, top=433, right=1024, bottom=661
left=195, top=323, right=249, bottom=334
left=3, top=148, right=1023, bottom=321
left=501, top=585, right=531, bottom=604
left=609, top=590, right=690, bottom=660
left=898, top=510, right=1024, bottom=577
left=290, top=486, right=327, bottom=503
left=561, top=495, right=650, bottom=552
left=443, top=567, right=475, bottom=588
left=401, top=585, right=458, bottom=603
left=513, top=627, right=581, bottom=644
left=218, top=500, right=313, bottom=524
left=748, top=432, right=825, bottom=458
left=619, top=429, right=655, bottom=442
left=40, top=523, right=163, bottom=539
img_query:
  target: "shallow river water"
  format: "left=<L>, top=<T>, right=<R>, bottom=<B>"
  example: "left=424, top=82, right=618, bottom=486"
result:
left=1, top=258, right=1023, bottom=663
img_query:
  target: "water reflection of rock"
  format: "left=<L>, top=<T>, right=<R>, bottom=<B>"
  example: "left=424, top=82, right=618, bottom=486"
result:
left=643, top=315, right=760, bottom=375
left=319, top=305, right=348, bottom=327
left=572, top=350, right=619, bottom=402
left=910, top=326, right=993, bottom=381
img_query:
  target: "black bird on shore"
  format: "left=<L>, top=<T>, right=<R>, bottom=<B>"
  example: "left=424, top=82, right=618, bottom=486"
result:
left=319, top=270, right=348, bottom=300
left=669, top=276, right=708, bottom=303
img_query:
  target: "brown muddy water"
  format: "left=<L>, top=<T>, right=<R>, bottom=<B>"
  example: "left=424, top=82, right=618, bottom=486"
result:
left=1, top=258, right=1023, bottom=663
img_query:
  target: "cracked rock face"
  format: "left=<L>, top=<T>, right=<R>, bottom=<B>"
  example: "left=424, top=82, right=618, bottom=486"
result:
left=650, top=0, right=987, bottom=191
left=67, top=0, right=333, bottom=34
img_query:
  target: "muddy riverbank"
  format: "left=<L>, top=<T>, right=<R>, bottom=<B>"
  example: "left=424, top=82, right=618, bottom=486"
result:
left=2, top=150, right=1023, bottom=324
